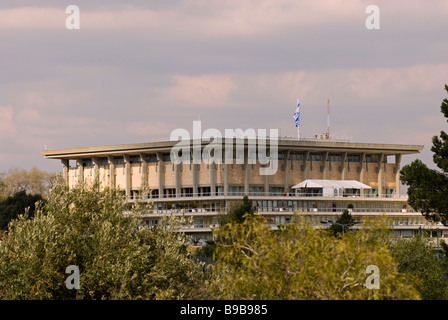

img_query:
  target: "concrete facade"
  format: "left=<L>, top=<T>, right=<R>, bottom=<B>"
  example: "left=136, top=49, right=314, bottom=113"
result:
left=42, top=137, right=448, bottom=242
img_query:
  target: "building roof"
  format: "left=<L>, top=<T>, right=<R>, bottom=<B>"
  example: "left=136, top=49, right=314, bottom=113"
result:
left=291, top=179, right=372, bottom=189
left=40, top=138, right=424, bottom=159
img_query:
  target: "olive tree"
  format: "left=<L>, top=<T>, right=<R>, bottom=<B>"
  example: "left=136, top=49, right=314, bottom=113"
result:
left=208, top=214, right=420, bottom=300
left=0, top=183, right=206, bottom=300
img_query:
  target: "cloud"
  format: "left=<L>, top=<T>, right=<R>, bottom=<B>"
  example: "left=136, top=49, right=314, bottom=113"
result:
left=127, top=121, right=172, bottom=138
left=18, top=108, right=40, bottom=124
left=0, top=105, right=16, bottom=138
left=154, top=74, right=237, bottom=108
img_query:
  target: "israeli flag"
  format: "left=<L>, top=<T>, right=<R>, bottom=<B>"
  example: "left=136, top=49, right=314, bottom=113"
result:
left=293, top=99, right=300, bottom=127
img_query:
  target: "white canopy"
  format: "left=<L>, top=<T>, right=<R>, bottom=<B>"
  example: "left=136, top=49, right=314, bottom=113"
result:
left=291, top=179, right=371, bottom=190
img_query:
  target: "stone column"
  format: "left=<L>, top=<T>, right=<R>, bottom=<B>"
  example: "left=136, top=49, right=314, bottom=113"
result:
left=264, top=173, right=270, bottom=196
left=223, top=163, right=228, bottom=196
left=61, top=159, right=69, bottom=185
left=107, top=156, right=115, bottom=189
left=244, top=151, right=249, bottom=196
left=156, top=153, right=164, bottom=198
left=92, top=157, right=99, bottom=185
left=175, top=163, right=181, bottom=197
left=76, top=158, right=84, bottom=186
left=302, top=151, right=309, bottom=180
left=377, top=153, right=384, bottom=198
left=140, top=154, right=148, bottom=199
left=395, top=154, right=402, bottom=198
left=321, top=151, right=328, bottom=179
left=358, top=153, right=366, bottom=196
left=284, top=150, right=290, bottom=194
left=340, top=152, right=347, bottom=180
left=124, top=155, right=131, bottom=198
left=210, top=162, right=216, bottom=196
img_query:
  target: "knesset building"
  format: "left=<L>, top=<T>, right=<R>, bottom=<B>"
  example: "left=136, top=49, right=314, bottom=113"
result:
left=41, top=137, right=448, bottom=243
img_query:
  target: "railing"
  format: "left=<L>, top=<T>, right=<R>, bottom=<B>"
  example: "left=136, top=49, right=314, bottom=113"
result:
left=137, top=206, right=415, bottom=215
left=128, top=191, right=409, bottom=200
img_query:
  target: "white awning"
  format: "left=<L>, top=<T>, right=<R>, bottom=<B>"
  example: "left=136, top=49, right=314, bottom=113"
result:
left=291, top=179, right=372, bottom=189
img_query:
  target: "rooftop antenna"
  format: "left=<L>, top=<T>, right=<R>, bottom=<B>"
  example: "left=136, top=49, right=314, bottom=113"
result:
left=326, top=99, right=330, bottom=138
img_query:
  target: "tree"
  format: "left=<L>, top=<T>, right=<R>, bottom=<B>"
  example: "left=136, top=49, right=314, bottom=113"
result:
left=0, top=190, right=44, bottom=230
left=0, top=167, right=58, bottom=200
left=219, top=195, right=256, bottom=225
left=329, top=209, right=356, bottom=236
left=401, top=85, right=448, bottom=225
left=0, top=182, right=206, bottom=300
left=208, top=214, right=420, bottom=300
left=388, top=235, right=448, bottom=300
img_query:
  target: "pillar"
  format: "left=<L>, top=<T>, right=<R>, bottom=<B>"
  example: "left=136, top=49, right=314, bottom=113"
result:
left=395, top=154, right=402, bottom=198
left=156, top=152, right=164, bottom=198
left=124, top=155, right=131, bottom=198
left=61, top=159, right=69, bottom=184
left=302, top=151, right=309, bottom=180
left=76, top=158, right=84, bottom=186
left=107, top=156, right=115, bottom=189
left=321, top=151, right=328, bottom=179
left=140, top=154, right=148, bottom=199
left=358, top=153, right=366, bottom=196
left=92, top=157, right=99, bottom=185
left=223, top=163, right=228, bottom=196
left=244, top=151, right=249, bottom=196
left=284, top=150, right=290, bottom=194
left=377, top=153, right=384, bottom=198
left=340, top=152, right=347, bottom=180
left=175, top=163, right=181, bottom=197
left=210, top=162, right=216, bottom=196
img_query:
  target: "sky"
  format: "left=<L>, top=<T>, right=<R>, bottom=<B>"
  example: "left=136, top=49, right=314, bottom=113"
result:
left=0, top=0, right=447, bottom=174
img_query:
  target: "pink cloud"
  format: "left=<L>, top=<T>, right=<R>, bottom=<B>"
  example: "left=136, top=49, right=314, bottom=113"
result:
left=18, top=109, right=40, bottom=124
left=0, top=105, right=16, bottom=139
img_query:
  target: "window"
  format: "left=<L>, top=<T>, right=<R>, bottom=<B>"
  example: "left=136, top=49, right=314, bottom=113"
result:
left=194, top=218, right=204, bottom=228
left=130, top=155, right=142, bottom=164
left=82, top=159, right=94, bottom=167
left=347, top=154, right=360, bottom=162
left=229, top=186, right=244, bottom=196
left=162, top=153, right=171, bottom=162
left=146, top=154, right=158, bottom=163
left=329, top=154, right=342, bottom=162
left=249, top=186, right=264, bottom=196
left=182, top=187, right=194, bottom=197
left=269, top=187, right=284, bottom=196
left=97, top=157, right=109, bottom=166
left=309, top=153, right=322, bottom=161
left=365, top=155, right=378, bottom=163
left=113, top=156, right=125, bottom=165
left=289, top=152, right=304, bottom=161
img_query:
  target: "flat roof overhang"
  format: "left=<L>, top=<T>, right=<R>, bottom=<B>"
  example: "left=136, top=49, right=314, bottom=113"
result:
left=40, top=138, right=424, bottom=160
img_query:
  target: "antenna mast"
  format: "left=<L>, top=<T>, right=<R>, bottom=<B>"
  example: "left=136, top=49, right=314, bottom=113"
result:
left=327, top=99, right=330, bottom=138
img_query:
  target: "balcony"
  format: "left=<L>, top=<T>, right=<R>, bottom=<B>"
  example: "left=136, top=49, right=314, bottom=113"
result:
left=128, top=191, right=409, bottom=201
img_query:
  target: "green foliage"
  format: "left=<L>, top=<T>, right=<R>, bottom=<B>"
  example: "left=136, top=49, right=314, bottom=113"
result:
left=388, top=235, right=448, bottom=300
left=401, top=84, right=448, bottom=225
left=0, top=183, right=206, bottom=300
left=329, top=209, right=356, bottom=236
left=208, top=214, right=420, bottom=300
left=219, top=195, right=256, bottom=225
left=0, top=190, right=44, bottom=230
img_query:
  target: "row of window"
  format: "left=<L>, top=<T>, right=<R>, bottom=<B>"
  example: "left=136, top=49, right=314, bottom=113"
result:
left=78, top=152, right=385, bottom=167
